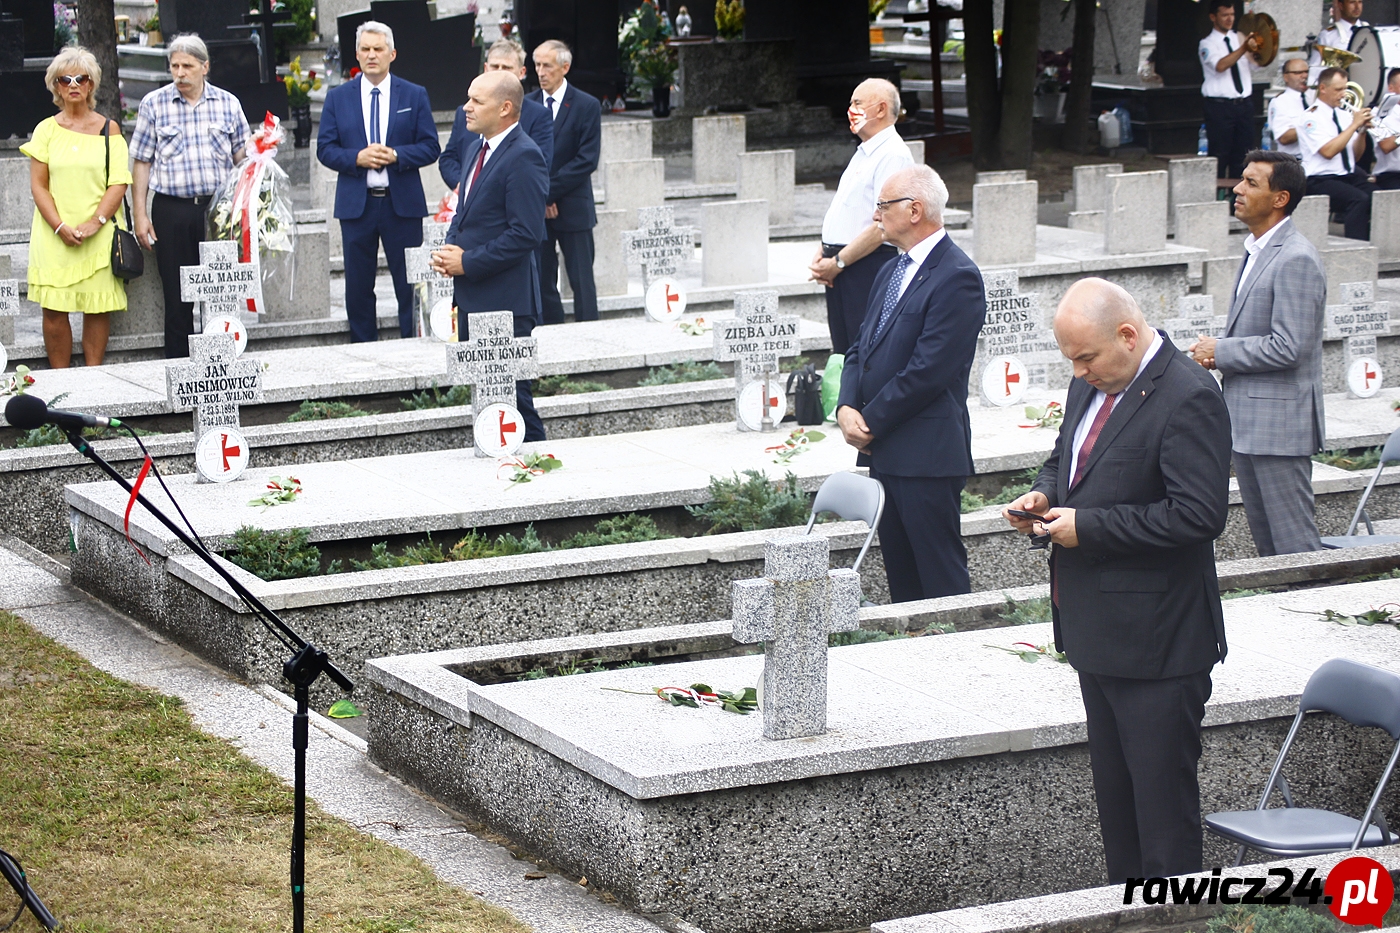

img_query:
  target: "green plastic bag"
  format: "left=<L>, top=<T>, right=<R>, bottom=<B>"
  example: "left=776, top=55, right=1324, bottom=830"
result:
left=820, top=353, right=844, bottom=422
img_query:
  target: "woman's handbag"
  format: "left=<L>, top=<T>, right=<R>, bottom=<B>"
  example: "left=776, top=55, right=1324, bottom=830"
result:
left=104, top=120, right=143, bottom=281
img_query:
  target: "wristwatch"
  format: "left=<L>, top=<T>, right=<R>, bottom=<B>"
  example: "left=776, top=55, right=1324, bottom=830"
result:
left=96, top=214, right=108, bottom=226
left=834, top=254, right=846, bottom=270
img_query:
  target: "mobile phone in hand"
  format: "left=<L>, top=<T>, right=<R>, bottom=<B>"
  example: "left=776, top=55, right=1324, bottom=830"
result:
left=1006, top=508, right=1047, bottom=521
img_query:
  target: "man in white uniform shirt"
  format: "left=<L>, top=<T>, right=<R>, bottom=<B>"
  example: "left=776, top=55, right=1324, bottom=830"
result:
left=1199, top=0, right=1258, bottom=181
left=1371, top=69, right=1400, bottom=189
left=809, top=78, right=914, bottom=355
left=1298, top=66, right=1374, bottom=239
left=1267, top=58, right=1311, bottom=158
left=1311, top=0, right=1368, bottom=84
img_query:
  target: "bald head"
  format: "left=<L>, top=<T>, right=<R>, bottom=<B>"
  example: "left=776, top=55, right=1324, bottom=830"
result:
left=1053, top=278, right=1154, bottom=395
left=465, top=70, right=523, bottom=137
left=849, top=78, right=901, bottom=140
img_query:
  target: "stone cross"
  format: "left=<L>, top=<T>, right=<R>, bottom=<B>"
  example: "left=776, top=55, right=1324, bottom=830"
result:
left=623, top=206, right=697, bottom=285
left=1161, top=294, right=1227, bottom=347
left=978, top=271, right=1059, bottom=396
left=445, top=310, right=541, bottom=457
left=405, top=221, right=456, bottom=335
left=713, top=290, right=799, bottom=432
left=1325, top=282, right=1391, bottom=340
left=180, top=241, right=263, bottom=327
left=165, top=333, right=264, bottom=481
left=731, top=535, right=861, bottom=740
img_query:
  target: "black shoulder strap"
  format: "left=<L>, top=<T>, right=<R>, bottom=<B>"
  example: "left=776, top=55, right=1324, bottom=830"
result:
left=103, top=117, right=110, bottom=187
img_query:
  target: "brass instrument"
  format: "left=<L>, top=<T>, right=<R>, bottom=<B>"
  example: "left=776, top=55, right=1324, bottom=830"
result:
left=1315, top=43, right=1363, bottom=69
left=1237, top=11, right=1279, bottom=66
left=1337, top=81, right=1397, bottom=140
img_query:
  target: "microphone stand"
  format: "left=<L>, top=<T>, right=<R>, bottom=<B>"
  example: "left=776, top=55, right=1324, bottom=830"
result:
left=63, top=430, right=352, bottom=933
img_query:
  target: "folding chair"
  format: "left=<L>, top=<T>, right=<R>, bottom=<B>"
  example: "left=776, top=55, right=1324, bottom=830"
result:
left=804, top=471, right=884, bottom=574
left=1321, top=426, right=1400, bottom=548
left=1204, top=657, right=1400, bottom=865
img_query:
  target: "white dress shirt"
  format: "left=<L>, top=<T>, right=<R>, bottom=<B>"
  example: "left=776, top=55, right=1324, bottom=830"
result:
left=821, top=124, right=915, bottom=245
left=460, top=121, right=518, bottom=203
left=541, top=78, right=569, bottom=121
left=1267, top=87, right=1309, bottom=156
left=1236, top=216, right=1290, bottom=297
left=892, top=228, right=945, bottom=302
left=1199, top=29, right=1255, bottom=99
left=1068, top=328, right=1163, bottom=482
left=1375, top=107, right=1400, bottom=175
left=1297, top=100, right=1356, bottom=176
left=360, top=72, right=392, bottom=189
left=1310, top=19, right=1368, bottom=83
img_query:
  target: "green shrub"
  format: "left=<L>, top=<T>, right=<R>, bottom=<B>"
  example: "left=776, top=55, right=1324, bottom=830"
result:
left=447, top=525, right=548, bottom=560
left=687, top=470, right=810, bottom=534
left=1221, top=587, right=1267, bottom=600
left=639, top=360, right=725, bottom=386
left=961, top=468, right=1040, bottom=513
left=829, top=629, right=907, bottom=647
left=999, top=595, right=1052, bottom=626
left=286, top=399, right=373, bottom=422
left=558, top=513, right=671, bottom=549
left=1204, top=904, right=1336, bottom=933
left=1314, top=446, right=1382, bottom=471
left=534, top=374, right=611, bottom=397
left=227, top=526, right=323, bottom=581
left=401, top=383, right=471, bottom=410
left=15, top=424, right=67, bottom=448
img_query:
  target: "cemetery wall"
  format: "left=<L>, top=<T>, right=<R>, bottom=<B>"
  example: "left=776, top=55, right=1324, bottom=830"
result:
left=64, top=475, right=1400, bottom=707
left=367, top=687, right=1400, bottom=933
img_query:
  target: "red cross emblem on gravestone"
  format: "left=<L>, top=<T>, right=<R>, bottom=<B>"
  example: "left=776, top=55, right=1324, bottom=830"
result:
left=1365, top=363, right=1379, bottom=388
left=219, top=432, right=242, bottom=471
left=665, top=285, right=679, bottom=314
left=219, top=320, right=242, bottom=342
left=1003, top=361, right=1021, bottom=394
left=498, top=408, right=518, bottom=447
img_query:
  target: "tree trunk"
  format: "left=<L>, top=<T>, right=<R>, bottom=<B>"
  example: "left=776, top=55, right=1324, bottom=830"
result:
left=963, top=0, right=1001, bottom=169
left=77, top=0, right=120, bottom=122
left=1062, top=0, right=1097, bottom=153
left=996, top=0, right=1039, bottom=170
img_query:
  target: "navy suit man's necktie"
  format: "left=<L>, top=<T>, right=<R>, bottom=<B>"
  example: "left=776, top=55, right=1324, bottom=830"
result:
left=547, top=95, right=555, bottom=118
left=873, top=253, right=915, bottom=339
left=370, top=87, right=381, bottom=144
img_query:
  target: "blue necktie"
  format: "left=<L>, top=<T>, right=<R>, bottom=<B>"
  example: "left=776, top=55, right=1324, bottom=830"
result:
left=370, top=87, right=381, bottom=144
left=874, top=254, right=915, bottom=338
left=546, top=95, right=555, bottom=118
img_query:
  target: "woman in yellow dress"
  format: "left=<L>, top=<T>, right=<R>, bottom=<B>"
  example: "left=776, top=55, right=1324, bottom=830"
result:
left=21, top=46, right=132, bottom=368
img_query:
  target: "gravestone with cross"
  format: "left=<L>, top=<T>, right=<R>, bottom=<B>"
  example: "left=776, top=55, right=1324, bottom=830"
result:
left=978, top=271, right=1059, bottom=405
left=445, top=310, right=541, bottom=458
left=1325, top=282, right=1390, bottom=398
left=713, top=291, right=800, bottom=431
left=0, top=274, right=18, bottom=372
left=165, top=333, right=264, bottom=483
left=405, top=220, right=456, bottom=340
left=624, top=206, right=697, bottom=286
left=730, top=534, right=862, bottom=740
left=180, top=241, right=263, bottom=329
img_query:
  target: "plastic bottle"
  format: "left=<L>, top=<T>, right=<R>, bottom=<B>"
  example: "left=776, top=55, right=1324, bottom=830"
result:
left=1098, top=111, right=1121, bottom=149
left=1261, top=121, right=1274, bottom=151
left=1198, top=124, right=1209, bottom=155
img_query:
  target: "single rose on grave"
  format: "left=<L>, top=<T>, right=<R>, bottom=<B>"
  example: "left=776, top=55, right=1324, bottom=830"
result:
left=676, top=317, right=710, bottom=337
left=985, top=641, right=1068, bottom=664
left=2, top=365, right=35, bottom=397
left=248, top=475, right=303, bottom=509
left=766, top=427, right=826, bottom=464
left=1020, top=401, right=1063, bottom=430
left=498, top=452, right=563, bottom=485
left=602, top=683, right=759, bottom=715
left=1285, top=603, right=1400, bottom=628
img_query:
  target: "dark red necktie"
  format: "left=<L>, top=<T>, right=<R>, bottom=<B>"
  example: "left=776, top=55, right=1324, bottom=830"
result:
left=466, top=140, right=489, bottom=197
left=1070, top=393, right=1117, bottom=489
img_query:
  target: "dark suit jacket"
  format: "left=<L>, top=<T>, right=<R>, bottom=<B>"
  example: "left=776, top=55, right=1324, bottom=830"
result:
left=535, top=84, right=600, bottom=232
left=316, top=75, right=440, bottom=220
left=836, top=233, right=985, bottom=477
left=439, top=95, right=553, bottom=190
left=1033, top=333, right=1232, bottom=681
left=445, top=124, right=549, bottom=321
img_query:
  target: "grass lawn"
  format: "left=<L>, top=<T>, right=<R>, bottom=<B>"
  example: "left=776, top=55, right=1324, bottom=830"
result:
left=0, top=611, right=528, bottom=933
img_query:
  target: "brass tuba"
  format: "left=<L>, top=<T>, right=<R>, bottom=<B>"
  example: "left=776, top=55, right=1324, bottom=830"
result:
left=1315, top=43, right=1363, bottom=69
left=1237, top=11, right=1280, bottom=66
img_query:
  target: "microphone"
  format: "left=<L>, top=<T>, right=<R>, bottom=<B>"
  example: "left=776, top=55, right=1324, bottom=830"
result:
left=5, top=393, right=122, bottom=432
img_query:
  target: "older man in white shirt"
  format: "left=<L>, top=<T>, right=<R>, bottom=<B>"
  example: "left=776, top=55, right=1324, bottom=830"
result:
left=1298, top=66, right=1375, bottom=239
left=809, top=78, right=914, bottom=355
left=1267, top=57, right=1311, bottom=157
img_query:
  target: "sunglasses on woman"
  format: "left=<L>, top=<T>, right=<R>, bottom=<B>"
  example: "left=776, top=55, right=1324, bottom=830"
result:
left=56, top=74, right=91, bottom=87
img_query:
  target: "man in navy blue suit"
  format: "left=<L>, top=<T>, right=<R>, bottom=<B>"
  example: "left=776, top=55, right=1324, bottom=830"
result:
left=836, top=164, right=986, bottom=602
left=317, top=21, right=440, bottom=342
left=439, top=40, right=553, bottom=194
left=430, top=71, right=549, bottom=442
left=532, top=39, right=601, bottom=324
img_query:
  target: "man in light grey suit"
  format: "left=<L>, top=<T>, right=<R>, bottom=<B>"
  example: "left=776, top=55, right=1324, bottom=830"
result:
left=1190, top=150, right=1327, bottom=555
